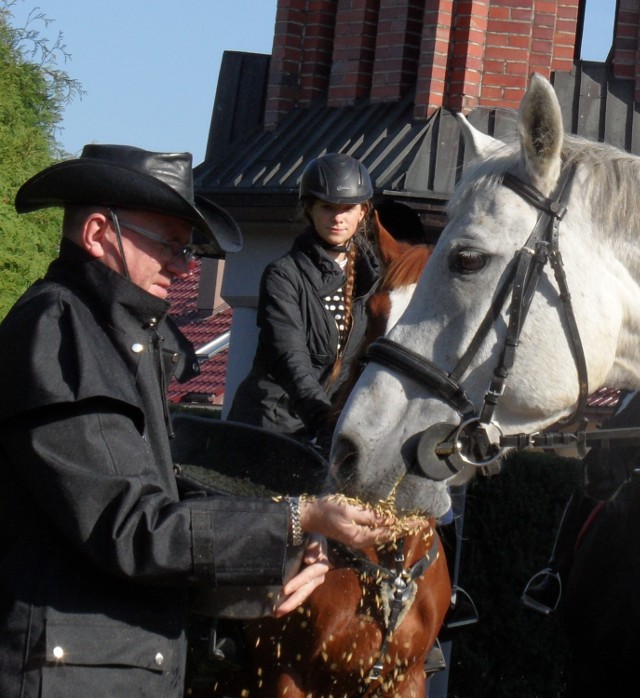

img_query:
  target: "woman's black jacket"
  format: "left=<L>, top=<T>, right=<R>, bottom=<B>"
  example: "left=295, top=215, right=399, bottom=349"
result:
left=228, top=228, right=380, bottom=439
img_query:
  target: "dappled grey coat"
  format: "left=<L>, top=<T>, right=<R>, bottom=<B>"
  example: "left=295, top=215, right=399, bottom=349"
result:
left=0, top=240, right=290, bottom=698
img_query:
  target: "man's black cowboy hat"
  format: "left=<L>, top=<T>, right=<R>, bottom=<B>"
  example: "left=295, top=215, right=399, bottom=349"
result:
left=15, top=144, right=242, bottom=257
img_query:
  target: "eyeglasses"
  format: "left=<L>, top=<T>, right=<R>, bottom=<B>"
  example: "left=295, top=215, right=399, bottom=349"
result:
left=109, top=210, right=196, bottom=265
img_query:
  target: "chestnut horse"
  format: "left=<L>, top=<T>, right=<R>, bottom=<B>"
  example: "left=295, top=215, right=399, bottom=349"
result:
left=196, top=217, right=450, bottom=698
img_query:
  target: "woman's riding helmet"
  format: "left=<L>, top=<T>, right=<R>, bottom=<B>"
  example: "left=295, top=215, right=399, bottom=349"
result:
left=299, top=153, right=373, bottom=205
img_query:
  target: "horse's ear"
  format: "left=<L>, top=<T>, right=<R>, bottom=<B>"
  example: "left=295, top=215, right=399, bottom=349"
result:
left=517, top=72, right=564, bottom=193
left=456, top=113, right=501, bottom=161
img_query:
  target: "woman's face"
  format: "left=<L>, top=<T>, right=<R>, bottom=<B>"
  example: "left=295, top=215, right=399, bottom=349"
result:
left=309, top=200, right=367, bottom=248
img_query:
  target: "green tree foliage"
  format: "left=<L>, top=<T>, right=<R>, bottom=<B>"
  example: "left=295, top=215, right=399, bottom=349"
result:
left=0, top=1, right=83, bottom=318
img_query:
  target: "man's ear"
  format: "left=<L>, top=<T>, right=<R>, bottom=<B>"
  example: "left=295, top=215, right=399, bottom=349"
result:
left=80, top=212, right=110, bottom=259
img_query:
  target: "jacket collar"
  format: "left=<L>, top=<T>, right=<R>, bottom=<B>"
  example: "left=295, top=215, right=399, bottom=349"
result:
left=47, top=238, right=171, bottom=328
left=291, top=228, right=380, bottom=298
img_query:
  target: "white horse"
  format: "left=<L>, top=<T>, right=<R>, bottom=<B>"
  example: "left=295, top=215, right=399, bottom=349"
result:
left=330, top=72, right=640, bottom=519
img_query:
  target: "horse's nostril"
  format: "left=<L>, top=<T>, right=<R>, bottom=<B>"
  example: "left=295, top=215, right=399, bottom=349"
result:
left=330, top=435, right=360, bottom=487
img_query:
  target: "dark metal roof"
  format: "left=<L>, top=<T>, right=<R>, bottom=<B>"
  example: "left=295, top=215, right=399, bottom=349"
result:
left=197, top=89, right=424, bottom=193
left=195, top=90, right=452, bottom=234
left=196, top=58, right=639, bottom=236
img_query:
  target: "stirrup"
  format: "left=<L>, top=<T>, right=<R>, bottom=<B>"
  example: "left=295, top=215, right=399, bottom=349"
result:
left=425, top=638, right=447, bottom=675
left=207, top=621, right=243, bottom=671
left=520, top=568, right=562, bottom=616
left=442, top=586, right=479, bottom=631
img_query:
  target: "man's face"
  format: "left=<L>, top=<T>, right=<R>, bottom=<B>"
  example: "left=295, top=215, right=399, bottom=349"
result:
left=103, top=210, right=193, bottom=299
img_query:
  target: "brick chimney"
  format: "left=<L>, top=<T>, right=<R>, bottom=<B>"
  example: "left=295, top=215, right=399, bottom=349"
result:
left=265, top=0, right=586, bottom=128
left=611, top=0, right=640, bottom=102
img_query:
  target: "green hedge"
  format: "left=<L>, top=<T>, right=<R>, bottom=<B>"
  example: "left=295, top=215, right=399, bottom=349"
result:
left=447, top=450, right=581, bottom=697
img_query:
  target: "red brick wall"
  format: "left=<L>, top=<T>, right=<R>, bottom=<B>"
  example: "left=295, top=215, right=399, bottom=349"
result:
left=611, top=0, right=640, bottom=102
left=433, top=0, right=489, bottom=116
left=432, top=0, right=579, bottom=116
left=326, top=0, right=379, bottom=105
left=370, top=0, right=424, bottom=102
left=265, top=0, right=614, bottom=126
left=264, top=1, right=305, bottom=130
left=414, top=0, right=456, bottom=118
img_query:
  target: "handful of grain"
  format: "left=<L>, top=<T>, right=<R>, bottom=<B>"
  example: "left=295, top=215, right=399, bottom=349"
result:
left=273, top=492, right=433, bottom=542
left=328, top=493, right=432, bottom=540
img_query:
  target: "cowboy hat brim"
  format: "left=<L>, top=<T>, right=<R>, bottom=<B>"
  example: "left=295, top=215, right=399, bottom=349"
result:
left=15, top=157, right=242, bottom=257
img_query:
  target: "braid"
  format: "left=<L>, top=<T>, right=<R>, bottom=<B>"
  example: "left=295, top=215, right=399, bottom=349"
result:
left=342, top=243, right=357, bottom=341
left=325, top=238, right=359, bottom=389
left=324, top=201, right=373, bottom=390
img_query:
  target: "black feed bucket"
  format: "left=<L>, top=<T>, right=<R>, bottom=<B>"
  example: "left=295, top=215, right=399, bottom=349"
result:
left=171, top=414, right=328, bottom=498
left=170, top=414, right=329, bottom=618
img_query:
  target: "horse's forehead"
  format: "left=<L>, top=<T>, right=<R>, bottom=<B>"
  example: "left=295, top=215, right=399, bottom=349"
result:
left=453, top=177, right=514, bottom=218
left=443, top=179, right=538, bottom=248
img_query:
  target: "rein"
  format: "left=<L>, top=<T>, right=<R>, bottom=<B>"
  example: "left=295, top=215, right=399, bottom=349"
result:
left=329, top=535, right=440, bottom=692
left=364, top=164, right=628, bottom=479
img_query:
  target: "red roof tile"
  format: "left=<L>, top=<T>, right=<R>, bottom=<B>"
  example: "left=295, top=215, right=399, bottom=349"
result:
left=167, top=259, right=231, bottom=405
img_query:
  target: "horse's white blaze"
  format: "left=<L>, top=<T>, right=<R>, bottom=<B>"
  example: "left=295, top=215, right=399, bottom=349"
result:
left=332, top=73, right=640, bottom=516
left=333, top=365, right=453, bottom=517
left=386, top=284, right=416, bottom=332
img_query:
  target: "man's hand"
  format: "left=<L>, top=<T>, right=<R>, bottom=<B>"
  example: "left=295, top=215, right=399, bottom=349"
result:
left=273, top=496, right=422, bottom=617
left=300, top=495, right=407, bottom=550
left=273, top=535, right=328, bottom=617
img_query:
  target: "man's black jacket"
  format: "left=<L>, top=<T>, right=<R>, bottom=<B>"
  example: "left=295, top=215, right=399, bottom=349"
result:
left=0, top=240, right=290, bottom=698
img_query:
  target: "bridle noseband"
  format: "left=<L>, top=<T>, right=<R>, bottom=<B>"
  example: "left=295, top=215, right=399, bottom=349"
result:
left=366, top=163, right=597, bottom=480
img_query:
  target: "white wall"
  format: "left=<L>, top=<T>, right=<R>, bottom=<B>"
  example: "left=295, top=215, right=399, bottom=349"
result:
left=220, top=226, right=301, bottom=417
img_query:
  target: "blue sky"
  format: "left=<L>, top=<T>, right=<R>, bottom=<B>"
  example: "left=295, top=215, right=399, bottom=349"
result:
left=8, top=0, right=616, bottom=166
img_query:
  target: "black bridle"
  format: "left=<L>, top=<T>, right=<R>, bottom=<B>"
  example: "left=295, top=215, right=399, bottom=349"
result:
left=364, top=164, right=640, bottom=480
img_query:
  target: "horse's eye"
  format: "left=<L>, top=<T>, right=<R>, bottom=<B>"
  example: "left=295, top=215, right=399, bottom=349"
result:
left=450, top=248, right=488, bottom=275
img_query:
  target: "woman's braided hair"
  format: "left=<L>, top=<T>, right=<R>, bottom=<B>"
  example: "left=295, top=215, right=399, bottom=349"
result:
left=324, top=202, right=374, bottom=388
left=298, top=196, right=374, bottom=388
